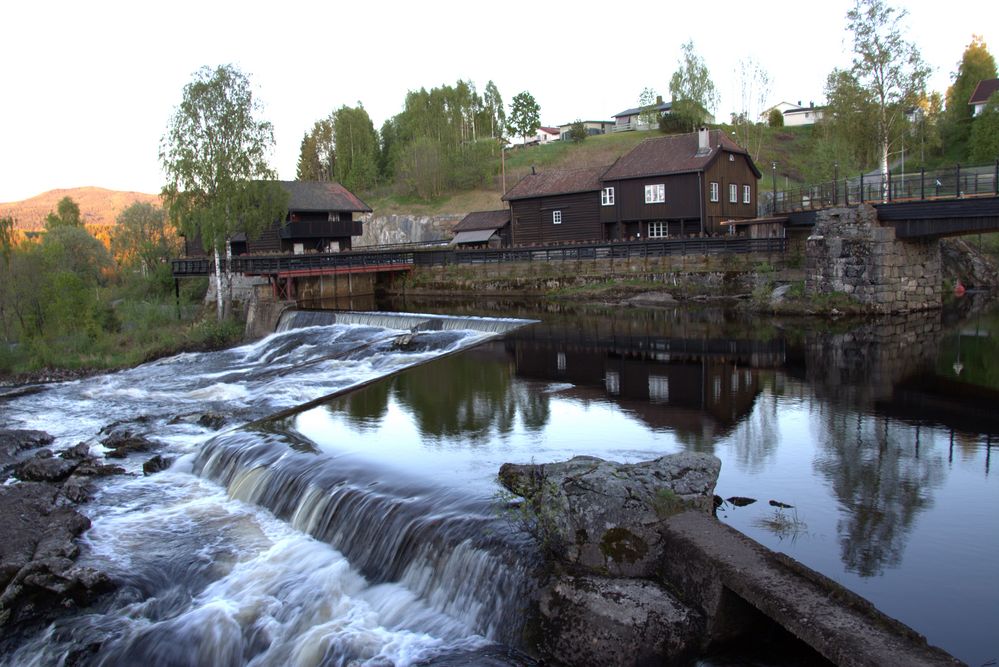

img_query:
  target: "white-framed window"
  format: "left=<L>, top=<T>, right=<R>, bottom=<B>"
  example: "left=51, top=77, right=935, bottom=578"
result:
left=743, top=184, right=751, bottom=204
left=644, top=183, right=665, bottom=204
left=729, top=183, right=738, bottom=203
left=709, top=182, right=719, bottom=202
left=648, top=375, right=669, bottom=403
left=648, top=221, right=668, bottom=238
left=601, top=187, right=615, bottom=206
left=553, top=210, right=562, bottom=224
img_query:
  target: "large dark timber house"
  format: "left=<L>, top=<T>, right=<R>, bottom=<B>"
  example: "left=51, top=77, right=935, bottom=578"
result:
left=183, top=180, right=372, bottom=256
left=502, top=129, right=761, bottom=245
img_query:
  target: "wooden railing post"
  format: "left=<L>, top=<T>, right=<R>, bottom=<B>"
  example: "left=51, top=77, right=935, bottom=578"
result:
left=956, top=164, right=961, bottom=197
left=860, top=173, right=865, bottom=203
left=920, top=168, right=925, bottom=200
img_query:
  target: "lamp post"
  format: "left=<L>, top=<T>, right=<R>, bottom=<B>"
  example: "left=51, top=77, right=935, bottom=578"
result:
left=771, top=162, right=777, bottom=213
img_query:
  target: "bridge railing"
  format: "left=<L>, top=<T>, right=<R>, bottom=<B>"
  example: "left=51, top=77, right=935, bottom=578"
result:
left=763, top=162, right=999, bottom=216
left=172, top=237, right=787, bottom=277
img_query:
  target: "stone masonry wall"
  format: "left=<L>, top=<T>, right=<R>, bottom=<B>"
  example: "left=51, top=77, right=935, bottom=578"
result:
left=806, top=205, right=941, bottom=313
left=355, top=214, right=461, bottom=247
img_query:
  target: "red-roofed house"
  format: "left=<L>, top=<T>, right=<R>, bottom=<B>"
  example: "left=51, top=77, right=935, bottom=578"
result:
left=970, top=78, right=999, bottom=116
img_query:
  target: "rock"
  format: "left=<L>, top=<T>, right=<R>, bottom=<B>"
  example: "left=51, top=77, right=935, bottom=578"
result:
left=197, top=413, right=226, bottom=430
left=538, top=575, right=703, bottom=666
left=498, top=454, right=720, bottom=577
left=100, top=428, right=155, bottom=459
left=726, top=496, right=757, bottom=507
left=769, top=500, right=794, bottom=509
left=770, top=284, right=792, bottom=303
left=60, top=443, right=92, bottom=460
left=0, top=429, right=55, bottom=475
left=142, top=455, right=173, bottom=476
left=14, top=450, right=78, bottom=483
left=941, top=237, right=999, bottom=289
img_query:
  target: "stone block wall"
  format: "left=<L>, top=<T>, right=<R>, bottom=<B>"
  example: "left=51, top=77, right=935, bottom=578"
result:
left=806, top=205, right=941, bottom=313
left=355, top=214, right=461, bottom=247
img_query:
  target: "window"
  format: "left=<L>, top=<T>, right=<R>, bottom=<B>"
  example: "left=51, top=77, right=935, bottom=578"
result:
left=648, top=375, right=669, bottom=403
left=648, top=221, right=668, bottom=238
left=601, top=187, right=615, bottom=206
left=709, top=182, right=719, bottom=202
left=644, top=183, right=665, bottom=204
left=553, top=210, right=562, bottom=224
left=743, top=184, right=751, bottom=204
left=729, top=183, right=738, bottom=203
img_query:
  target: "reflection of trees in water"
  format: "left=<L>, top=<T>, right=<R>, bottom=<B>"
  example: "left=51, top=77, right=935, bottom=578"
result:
left=334, top=352, right=551, bottom=442
left=727, top=383, right=779, bottom=473
left=814, top=406, right=945, bottom=577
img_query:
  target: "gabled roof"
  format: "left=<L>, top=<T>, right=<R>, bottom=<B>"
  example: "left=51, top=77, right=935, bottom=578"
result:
left=969, top=78, right=999, bottom=105
left=502, top=166, right=609, bottom=201
left=274, top=180, right=372, bottom=213
left=601, top=130, right=762, bottom=181
left=558, top=120, right=614, bottom=128
left=454, top=209, right=510, bottom=232
left=540, top=126, right=560, bottom=135
left=613, top=101, right=672, bottom=118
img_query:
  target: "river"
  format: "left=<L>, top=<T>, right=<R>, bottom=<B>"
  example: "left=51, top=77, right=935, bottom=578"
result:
left=1, top=301, right=996, bottom=666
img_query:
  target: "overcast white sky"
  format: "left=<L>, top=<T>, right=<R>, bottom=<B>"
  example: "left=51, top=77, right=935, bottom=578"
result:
left=1, top=0, right=997, bottom=202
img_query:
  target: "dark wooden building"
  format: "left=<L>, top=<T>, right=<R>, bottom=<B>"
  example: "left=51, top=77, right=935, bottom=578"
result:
left=451, top=209, right=511, bottom=247
left=183, top=180, right=372, bottom=256
left=502, top=166, right=608, bottom=245
left=500, top=130, right=761, bottom=245
left=600, top=129, right=761, bottom=238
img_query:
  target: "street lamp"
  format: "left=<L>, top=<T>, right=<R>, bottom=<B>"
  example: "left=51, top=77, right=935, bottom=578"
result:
left=771, top=162, right=777, bottom=213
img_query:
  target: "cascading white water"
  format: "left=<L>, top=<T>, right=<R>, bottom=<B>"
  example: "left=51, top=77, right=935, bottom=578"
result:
left=277, top=310, right=536, bottom=335
left=0, top=313, right=538, bottom=667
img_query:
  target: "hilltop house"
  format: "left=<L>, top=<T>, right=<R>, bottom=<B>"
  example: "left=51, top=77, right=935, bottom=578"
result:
left=760, top=101, right=824, bottom=126
left=183, top=180, right=371, bottom=257
left=612, top=97, right=673, bottom=132
left=970, top=78, right=999, bottom=116
left=502, top=129, right=761, bottom=245
left=557, top=120, right=615, bottom=141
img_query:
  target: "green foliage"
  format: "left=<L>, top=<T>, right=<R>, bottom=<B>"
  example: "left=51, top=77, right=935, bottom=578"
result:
left=943, top=35, right=997, bottom=158
left=0, top=215, right=13, bottom=266
left=668, top=40, right=719, bottom=126
left=969, top=93, right=999, bottom=163
left=496, top=466, right=564, bottom=557
left=112, top=201, right=179, bottom=279
left=160, top=64, right=288, bottom=320
left=638, top=87, right=659, bottom=127
left=820, top=68, right=882, bottom=171
left=483, top=80, right=506, bottom=141
left=296, top=117, right=335, bottom=181
left=44, top=196, right=82, bottom=230
left=660, top=99, right=708, bottom=134
left=507, top=91, right=541, bottom=144
left=568, top=119, right=588, bottom=143
left=332, top=104, right=380, bottom=191
left=845, top=0, right=930, bottom=175
left=768, top=108, right=784, bottom=127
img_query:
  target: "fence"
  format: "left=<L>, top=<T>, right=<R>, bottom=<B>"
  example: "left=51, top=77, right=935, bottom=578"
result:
left=761, top=162, right=999, bottom=216
left=172, top=237, right=788, bottom=277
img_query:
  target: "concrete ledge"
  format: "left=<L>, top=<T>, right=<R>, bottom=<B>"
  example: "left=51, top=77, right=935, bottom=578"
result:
left=659, top=511, right=963, bottom=667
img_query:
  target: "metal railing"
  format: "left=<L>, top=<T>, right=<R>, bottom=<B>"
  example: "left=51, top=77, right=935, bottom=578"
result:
left=172, top=236, right=787, bottom=277
left=762, top=162, right=999, bottom=216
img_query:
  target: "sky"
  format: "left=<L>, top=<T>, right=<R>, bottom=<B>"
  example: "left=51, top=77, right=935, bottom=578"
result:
left=2, top=0, right=998, bottom=203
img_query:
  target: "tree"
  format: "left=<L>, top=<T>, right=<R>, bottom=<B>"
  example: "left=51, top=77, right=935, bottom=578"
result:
left=638, top=87, right=660, bottom=128
left=767, top=108, right=784, bottom=127
left=507, top=91, right=541, bottom=146
left=821, top=68, right=882, bottom=171
left=160, top=64, right=288, bottom=321
left=0, top=215, right=13, bottom=267
left=483, top=80, right=506, bottom=141
left=943, top=35, right=997, bottom=158
left=734, top=58, right=772, bottom=159
left=846, top=0, right=930, bottom=188
left=568, top=120, right=588, bottom=143
left=332, top=104, right=380, bottom=191
left=969, top=93, right=999, bottom=163
left=111, top=201, right=180, bottom=282
left=296, top=116, right=336, bottom=181
left=45, top=196, right=82, bottom=230
left=668, top=40, right=719, bottom=129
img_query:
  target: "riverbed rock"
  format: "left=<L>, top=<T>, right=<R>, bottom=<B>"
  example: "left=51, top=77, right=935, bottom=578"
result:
left=14, top=450, right=79, bottom=483
left=0, top=482, right=113, bottom=632
left=941, top=237, right=999, bottom=289
left=498, top=454, right=720, bottom=577
left=101, top=428, right=155, bottom=458
left=142, top=455, right=173, bottom=475
left=538, top=575, right=703, bottom=666
left=0, top=429, right=56, bottom=478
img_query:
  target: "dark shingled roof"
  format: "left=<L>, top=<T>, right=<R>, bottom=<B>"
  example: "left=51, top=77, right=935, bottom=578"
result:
left=274, top=180, right=372, bottom=213
left=969, top=78, right=999, bottom=105
left=454, top=209, right=510, bottom=232
left=601, top=130, right=762, bottom=181
left=612, top=101, right=672, bottom=118
left=503, top=166, right=609, bottom=201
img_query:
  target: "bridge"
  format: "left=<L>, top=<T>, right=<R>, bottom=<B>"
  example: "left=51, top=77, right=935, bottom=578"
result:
left=765, top=162, right=999, bottom=238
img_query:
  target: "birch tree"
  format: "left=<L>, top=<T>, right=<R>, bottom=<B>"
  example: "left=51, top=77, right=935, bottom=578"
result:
left=160, top=64, right=287, bottom=320
left=846, top=0, right=929, bottom=193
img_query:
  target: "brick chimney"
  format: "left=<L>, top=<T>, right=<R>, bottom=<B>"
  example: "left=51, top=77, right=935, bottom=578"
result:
left=697, top=127, right=710, bottom=154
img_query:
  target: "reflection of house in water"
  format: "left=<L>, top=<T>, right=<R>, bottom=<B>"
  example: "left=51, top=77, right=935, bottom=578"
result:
left=507, top=322, right=784, bottom=443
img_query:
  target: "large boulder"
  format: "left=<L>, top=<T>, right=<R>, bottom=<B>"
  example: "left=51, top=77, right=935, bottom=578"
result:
left=0, top=430, right=55, bottom=478
left=498, top=454, right=720, bottom=577
left=538, top=575, right=703, bottom=666
left=14, top=450, right=78, bottom=483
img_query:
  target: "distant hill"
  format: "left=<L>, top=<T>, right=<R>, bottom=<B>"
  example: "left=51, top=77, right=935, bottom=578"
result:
left=0, top=186, right=160, bottom=230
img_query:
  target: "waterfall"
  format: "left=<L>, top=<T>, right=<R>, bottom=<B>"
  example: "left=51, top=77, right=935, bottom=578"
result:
left=192, top=427, right=538, bottom=647
left=277, top=310, right=536, bottom=335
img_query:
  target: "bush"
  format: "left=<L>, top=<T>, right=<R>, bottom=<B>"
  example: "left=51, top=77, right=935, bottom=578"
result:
left=768, top=108, right=784, bottom=128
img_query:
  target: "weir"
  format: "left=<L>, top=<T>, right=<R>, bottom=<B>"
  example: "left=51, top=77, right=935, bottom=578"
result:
left=276, top=309, right=535, bottom=335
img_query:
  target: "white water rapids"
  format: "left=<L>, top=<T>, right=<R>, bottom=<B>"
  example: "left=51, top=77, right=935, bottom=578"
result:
left=0, top=312, right=537, bottom=667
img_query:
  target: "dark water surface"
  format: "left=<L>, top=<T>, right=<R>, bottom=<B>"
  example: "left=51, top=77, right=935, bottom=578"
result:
left=1, top=301, right=996, bottom=666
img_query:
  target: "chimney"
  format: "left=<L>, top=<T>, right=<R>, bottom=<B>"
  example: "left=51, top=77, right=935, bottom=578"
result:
left=656, top=95, right=663, bottom=105
left=810, top=101, right=814, bottom=108
left=698, top=127, right=710, bottom=153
